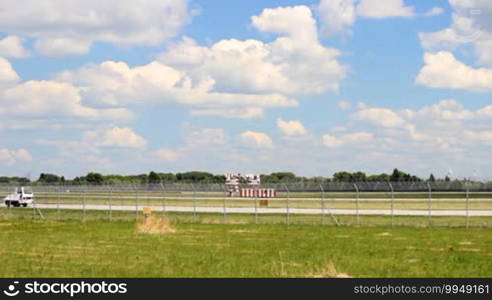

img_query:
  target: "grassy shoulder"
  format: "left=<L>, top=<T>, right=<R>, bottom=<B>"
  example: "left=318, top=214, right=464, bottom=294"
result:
left=0, top=218, right=491, bottom=278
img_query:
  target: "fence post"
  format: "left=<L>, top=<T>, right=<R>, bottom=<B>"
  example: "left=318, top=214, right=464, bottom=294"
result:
left=284, top=184, right=290, bottom=226
left=7, top=186, right=11, bottom=219
left=466, top=187, right=470, bottom=228
left=159, top=183, right=167, bottom=215
left=57, top=184, right=61, bottom=220
left=82, top=186, right=86, bottom=222
left=31, top=187, right=36, bottom=220
left=121, top=184, right=125, bottom=209
left=354, top=183, right=360, bottom=226
left=427, top=182, right=432, bottom=227
left=133, top=183, right=139, bottom=221
left=191, top=183, right=197, bottom=223
left=388, top=182, right=394, bottom=228
left=108, top=185, right=112, bottom=222
left=320, top=184, right=325, bottom=225
left=254, top=191, right=258, bottom=225
left=223, top=185, right=227, bottom=224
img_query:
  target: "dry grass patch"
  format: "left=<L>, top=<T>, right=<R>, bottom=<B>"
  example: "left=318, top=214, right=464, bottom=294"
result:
left=335, top=235, right=350, bottom=238
left=136, top=216, right=176, bottom=234
left=376, top=232, right=391, bottom=237
left=228, top=229, right=257, bottom=234
left=307, top=261, right=351, bottom=278
left=458, top=248, right=481, bottom=252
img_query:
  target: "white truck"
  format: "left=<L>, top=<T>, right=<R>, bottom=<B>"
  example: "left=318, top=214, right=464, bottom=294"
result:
left=4, top=187, right=34, bottom=207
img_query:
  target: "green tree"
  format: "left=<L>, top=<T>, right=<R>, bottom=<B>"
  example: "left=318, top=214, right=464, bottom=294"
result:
left=177, top=171, right=215, bottom=182
left=158, top=173, right=177, bottom=182
left=148, top=171, right=161, bottom=184
left=38, top=173, right=63, bottom=184
left=389, top=169, right=422, bottom=182
left=260, top=174, right=279, bottom=183
left=270, top=172, right=297, bottom=182
left=352, top=171, right=367, bottom=182
left=333, top=171, right=353, bottom=182
left=86, top=172, right=104, bottom=185
left=367, top=174, right=390, bottom=181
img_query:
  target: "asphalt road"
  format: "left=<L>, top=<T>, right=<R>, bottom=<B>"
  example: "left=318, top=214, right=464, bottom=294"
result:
left=30, top=194, right=492, bottom=202
left=32, top=203, right=492, bottom=216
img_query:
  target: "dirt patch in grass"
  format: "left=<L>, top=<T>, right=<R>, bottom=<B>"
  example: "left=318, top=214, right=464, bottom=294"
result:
left=307, top=261, right=351, bottom=278
left=200, top=219, right=250, bottom=225
left=182, top=229, right=214, bottom=233
left=335, top=235, right=350, bottom=238
left=458, top=248, right=481, bottom=252
left=228, top=229, right=257, bottom=234
left=284, top=261, right=303, bottom=267
left=459, top=241, right=473, bottom=246
left=430, top=247, right=446, bottom=252
left=136, top=216, right=176, bottom=234
left=377, top=232, right=391, bottom=237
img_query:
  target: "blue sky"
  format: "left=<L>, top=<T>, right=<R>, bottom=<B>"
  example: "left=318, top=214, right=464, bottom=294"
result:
left=0, top=0, right=492, bottom=180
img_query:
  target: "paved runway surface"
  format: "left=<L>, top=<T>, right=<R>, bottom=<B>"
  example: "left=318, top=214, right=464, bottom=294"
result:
left=33, top=203, right=492, bottom=216
left=32, top=195, right=492, bottom=202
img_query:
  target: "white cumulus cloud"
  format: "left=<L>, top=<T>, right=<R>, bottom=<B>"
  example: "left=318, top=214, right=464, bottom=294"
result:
left=322, top=132, right=374, bottom=148
left=240, top=131, right=274, bottom=148
left=419, top=0, right=492, bottom=65
left=318, top=0, right=356, bottom=37
left=0, top=80, right=134, bottom=121
left=0, top=57, right=20, bottom=85
left=352, top=107, right=407, bottom=128
left=425, top=7, right=445, bottom=17
left=56, top=59, right=298, bottom=119
left=338, top=101, right=352, bottom=110
left=276, top=118, right=308, bottom=137
left=318, top=0, right=439, bottom=38
left=0, top=36, right=30, bottom=58
left=190, top=107, right=264, bottom=119
left=0, top=0, right=191, bottom=56
left=83, top=127, right=147, bottom=148
left=357, top=0, right=415, bottom=19
left=154, top=149, right=182, bottom=162
left=0, top=148, right=32, bottom=166
left=416, top=51, right=492, bottom=92
left=160, top=6, right=346, bottom=95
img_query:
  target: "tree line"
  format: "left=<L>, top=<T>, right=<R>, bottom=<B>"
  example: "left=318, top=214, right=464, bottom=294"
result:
left=0, top=169, right=457, bottom=185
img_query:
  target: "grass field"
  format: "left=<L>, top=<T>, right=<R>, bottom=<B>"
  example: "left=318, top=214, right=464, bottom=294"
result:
left=0, top=214, right=491, bottom=277
left=2, top=207, right=492, bottom=228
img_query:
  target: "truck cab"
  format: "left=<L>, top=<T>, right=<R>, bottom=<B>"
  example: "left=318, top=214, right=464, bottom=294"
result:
left=4, top=187, right=34, bottom=207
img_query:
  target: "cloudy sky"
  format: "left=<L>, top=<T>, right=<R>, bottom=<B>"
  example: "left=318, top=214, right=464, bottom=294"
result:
left=1, top=0, right=491, bottom=179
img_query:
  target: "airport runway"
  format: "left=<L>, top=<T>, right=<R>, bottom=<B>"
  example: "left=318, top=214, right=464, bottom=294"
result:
left=33, top=203, right=492, bottom=216
left=31, top=194, right=492, bottom=202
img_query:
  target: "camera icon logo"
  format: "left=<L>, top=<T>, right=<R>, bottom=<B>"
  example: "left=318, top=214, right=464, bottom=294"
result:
left=3, top=281, right=20, bottom=297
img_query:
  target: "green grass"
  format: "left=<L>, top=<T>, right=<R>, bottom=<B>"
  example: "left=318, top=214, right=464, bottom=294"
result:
left=0, top=217, right=491, bottom=278
left=2, top=207, right=492, bottom=228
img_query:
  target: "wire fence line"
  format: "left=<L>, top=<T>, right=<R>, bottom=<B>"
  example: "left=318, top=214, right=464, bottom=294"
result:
left=1, top=182, right=492, bottom=228
left=3, top=180, right=492, bottom=192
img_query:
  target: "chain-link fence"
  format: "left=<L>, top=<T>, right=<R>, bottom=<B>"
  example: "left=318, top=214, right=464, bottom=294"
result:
left=1, top=182, right=491, bottom=227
